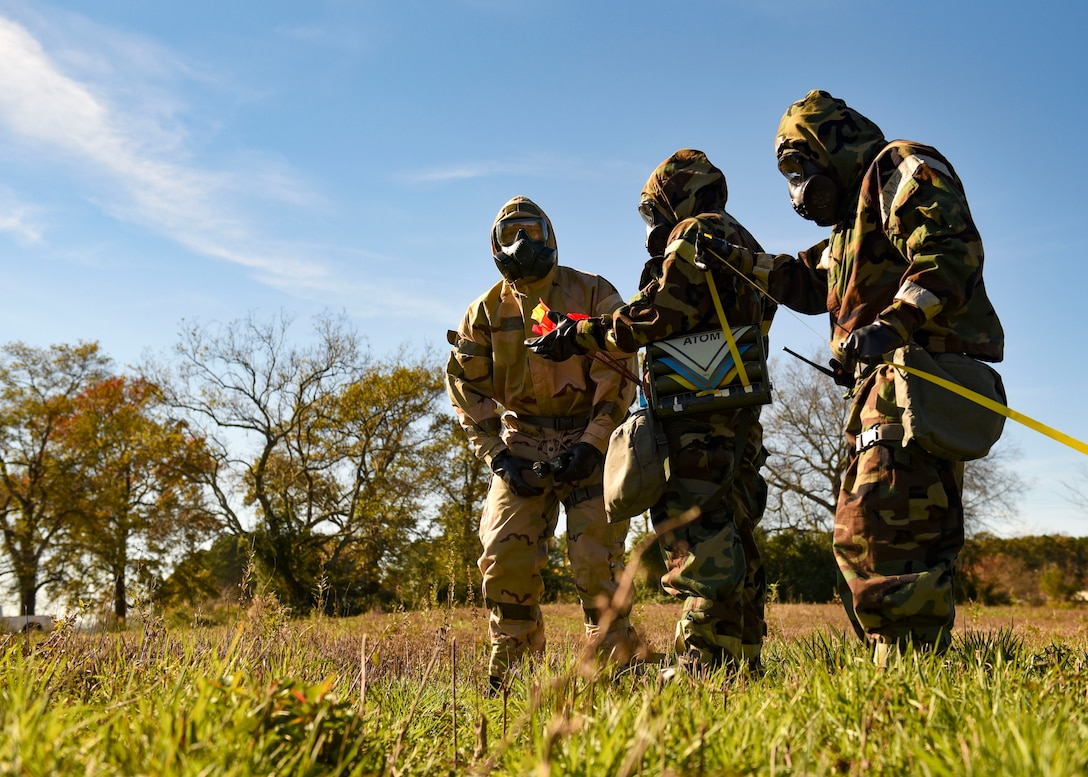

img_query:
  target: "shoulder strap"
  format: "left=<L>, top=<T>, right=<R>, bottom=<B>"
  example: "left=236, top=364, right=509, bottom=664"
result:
left=704, top=270, right=752, bottom=390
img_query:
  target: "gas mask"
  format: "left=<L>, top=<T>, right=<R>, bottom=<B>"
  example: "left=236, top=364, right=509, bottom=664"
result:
left=492, top=217, right=556, bottom=282
left=778, top=153, right=842, bottom=227
left=638, top=200, right=672, bottom=258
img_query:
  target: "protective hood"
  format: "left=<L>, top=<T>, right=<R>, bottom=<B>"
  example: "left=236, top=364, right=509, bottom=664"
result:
left=775, top=90, right=886, bottom=198
left=641, top=149, right=728, bottom=225
left=490, top=195, right=557, bottom=257
left=490, top=195, right=558, bottom=283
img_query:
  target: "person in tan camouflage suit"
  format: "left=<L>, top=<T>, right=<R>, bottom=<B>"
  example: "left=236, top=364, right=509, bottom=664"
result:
left=695, top=90, right=1005, bottom=661
left=527, top=150, right=776, bottom=674
left=446, top=196, right=642, bottom=690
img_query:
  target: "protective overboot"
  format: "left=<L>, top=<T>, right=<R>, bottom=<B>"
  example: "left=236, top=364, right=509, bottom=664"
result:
left=487, top=632, right=545, bottom=693
left=872, top=635, right=946, bottom=669
left=587, top=623, right=662, bottom=676
left=659, top=645, right=732, bottom=682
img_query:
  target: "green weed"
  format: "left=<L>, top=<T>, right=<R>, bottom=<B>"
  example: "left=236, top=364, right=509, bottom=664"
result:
left=2, top=605, right=1087, bottom=775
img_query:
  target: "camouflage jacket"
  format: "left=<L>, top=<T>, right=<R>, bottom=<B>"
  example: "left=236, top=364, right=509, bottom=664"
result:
left=446, top=264, right=636, bottom=465
left=575, top=211, right=775, bottom=353
left=755, top=141, right=1004, bottom=362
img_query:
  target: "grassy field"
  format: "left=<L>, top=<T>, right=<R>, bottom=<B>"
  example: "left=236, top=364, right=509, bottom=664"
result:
left=3, top=598, right=1088, bottom=776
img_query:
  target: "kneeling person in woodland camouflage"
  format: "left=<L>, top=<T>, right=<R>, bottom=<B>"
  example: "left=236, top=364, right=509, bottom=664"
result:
left=445, top=196, right=646, bottom=691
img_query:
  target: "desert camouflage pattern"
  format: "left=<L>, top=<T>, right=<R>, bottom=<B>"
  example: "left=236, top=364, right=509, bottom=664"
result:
left=836, top=366, right=964, bottom=651
left=754, top=91, right=1004, bottom=650
left=447, top=268, right=635, bottom=466
left=477, top=426, right=636, bottom=678
left=446, top=203, right=639, bottom=679
left=572, top=149, right=776, bottom=667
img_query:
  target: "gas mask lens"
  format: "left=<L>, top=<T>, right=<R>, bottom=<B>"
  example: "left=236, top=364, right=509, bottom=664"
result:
left=777, top=154, right=805, bottom=184
left=638, top=200, right=660, bottom=227
left=497, top=218, right=548, bottom=247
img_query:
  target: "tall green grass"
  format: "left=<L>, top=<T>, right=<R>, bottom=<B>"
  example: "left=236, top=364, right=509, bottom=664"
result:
left=2, top=604, right=1086, bottom=776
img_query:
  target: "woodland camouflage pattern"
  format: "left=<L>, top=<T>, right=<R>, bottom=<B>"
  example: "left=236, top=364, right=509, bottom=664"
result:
left=837, top=365, right=964, bottom=649
left=446, top=196, right=639, bottom=680
left=770, top=90, right=1004, bottom=362
left=573, top=150, right=777, bottom=667
left=750, top=90, right=1005, bottom=650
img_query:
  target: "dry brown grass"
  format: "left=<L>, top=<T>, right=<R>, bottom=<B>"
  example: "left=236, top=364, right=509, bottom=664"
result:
left=338, top=601, right=1088, bottom=671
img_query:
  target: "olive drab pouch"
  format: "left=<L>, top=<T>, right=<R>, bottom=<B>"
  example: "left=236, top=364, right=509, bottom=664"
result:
left=646, top=324, right=771, bottom=417
left=892, top=344, right=1006, bottom=461
left=603, top=407, right=668, bottom=522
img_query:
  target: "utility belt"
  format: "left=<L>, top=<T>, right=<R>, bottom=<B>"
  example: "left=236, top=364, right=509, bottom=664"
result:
left=643, top=269, right=771, bottom=419
left=511, top=413, right=590, bottom=431
left=854, top=423, right=905, bottom=452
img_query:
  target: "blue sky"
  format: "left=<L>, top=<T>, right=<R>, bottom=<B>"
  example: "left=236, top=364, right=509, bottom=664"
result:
left=1, top=0, right=1085, bottom=537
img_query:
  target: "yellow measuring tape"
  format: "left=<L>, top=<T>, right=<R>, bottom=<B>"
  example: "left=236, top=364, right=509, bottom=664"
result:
left=697, top=231, right=1088, bottom=455
left=705, top=270, right=752, bottom=389
left=887, top=359, right=1088, bottom=456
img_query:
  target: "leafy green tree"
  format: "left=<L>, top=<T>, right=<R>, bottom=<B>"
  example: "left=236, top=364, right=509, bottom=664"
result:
left=0, top=341, right=111, bottom=614
left=155, top=534, right=251, bottom=612
left=55, top=376, right=216, bottom=619
left=540, top=532, right=579, bottom=604
left=418, top=416, right=490, bottom=604
left=1039, top=564, right=1081, bottom=605
left=150, top=311, right=447, bottom=614
left=757, top=528, right=838, bottom=603
left=959, top=533, right=1088, bottom=605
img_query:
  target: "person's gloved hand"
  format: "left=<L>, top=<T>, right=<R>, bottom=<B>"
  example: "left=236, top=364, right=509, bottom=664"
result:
left=827, top=357, right=854, bottom=388
left=524, top=312, right=586, bottom=362
left=693, top=233, right=755, bottom=275
left=543, top=442, right=603, bottom=484
left=840, top=321, right=904, bottom=372
left=491, top=450, right=544, bottom=497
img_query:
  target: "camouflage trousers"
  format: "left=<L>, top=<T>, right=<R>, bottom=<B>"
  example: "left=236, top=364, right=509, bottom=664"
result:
left=836, top=365, right=965, bottom=652
left=478, top=428, right=633, bottom=680
left=650, top=408, right=767, bottom=666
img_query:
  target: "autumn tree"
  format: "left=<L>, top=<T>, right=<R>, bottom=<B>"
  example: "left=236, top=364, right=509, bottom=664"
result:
left=0, top=342, right=111, bottom=615
left=55, top=376, right=216, bottom=619
left=315, top=355, right=448, bottom=612
left=150, top=311, right=448, bottom=614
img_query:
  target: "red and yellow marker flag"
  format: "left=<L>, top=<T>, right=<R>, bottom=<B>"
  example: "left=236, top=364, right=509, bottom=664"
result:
left=529, top=299, right=639, bottom=384
left=531, top=299, right=588, bottom=336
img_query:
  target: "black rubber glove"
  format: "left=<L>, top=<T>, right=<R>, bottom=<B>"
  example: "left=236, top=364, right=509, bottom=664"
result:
left=490, top=450, right=544, bottom=497
left=693, top=233, right=755, bottom=275
left=840, top=322, right=904, bottom=372
left=542, top=442, right=603, bottom=484
left=827, top=358, right=854, bottom=388
left=524, top=312, right=586, bottom=362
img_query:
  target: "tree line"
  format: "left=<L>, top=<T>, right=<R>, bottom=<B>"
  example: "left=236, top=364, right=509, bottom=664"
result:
left=1, top=311, right=1069, bottom=622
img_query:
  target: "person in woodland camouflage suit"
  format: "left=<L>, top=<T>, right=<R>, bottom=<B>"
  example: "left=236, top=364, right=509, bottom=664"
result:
left=696, top=90, right=1005, bottom=660
left=446, top=196, right=643, bottom=690
left=527, top=150, right=776, bottom=674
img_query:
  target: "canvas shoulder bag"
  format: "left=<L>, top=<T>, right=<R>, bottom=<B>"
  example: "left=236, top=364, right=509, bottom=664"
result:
left=892, top=344, right=1006, bottom=461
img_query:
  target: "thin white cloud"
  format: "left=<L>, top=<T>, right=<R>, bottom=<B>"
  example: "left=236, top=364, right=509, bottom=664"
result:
left=399, top=154, right=632, bottom=184
left=0, top=189, right=43, bottom=244
left=0, top=14, right=327, bottom=287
